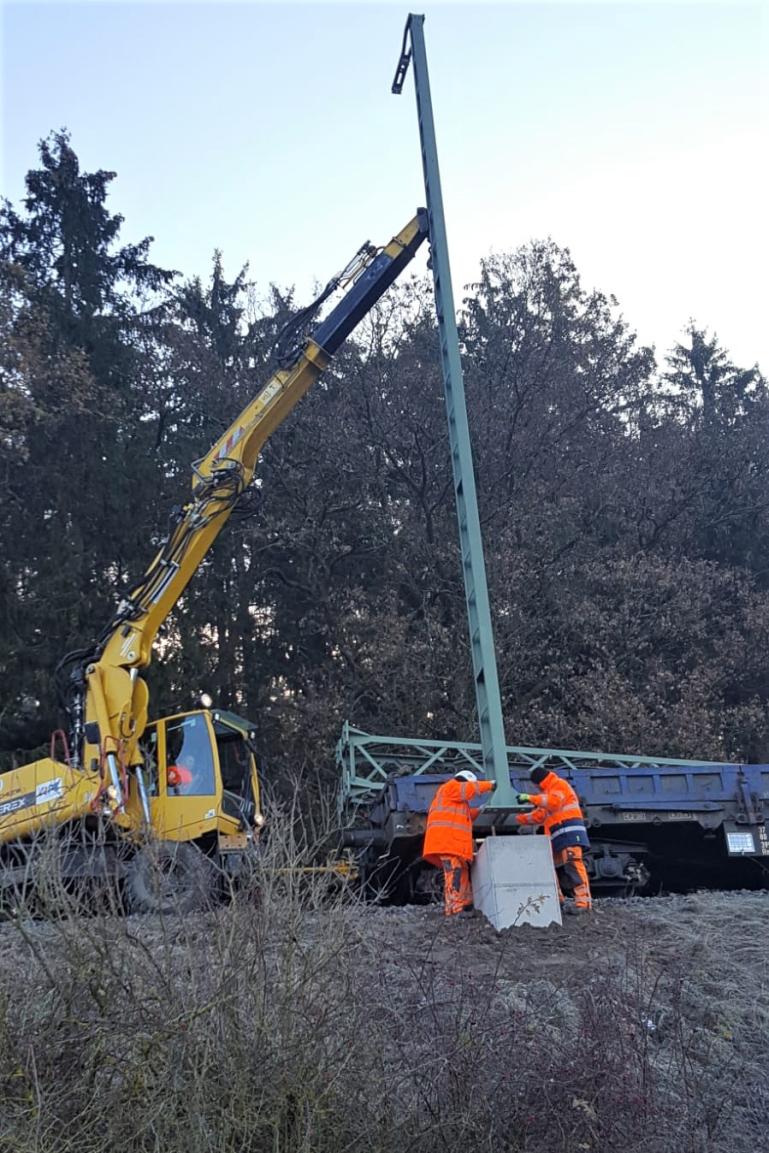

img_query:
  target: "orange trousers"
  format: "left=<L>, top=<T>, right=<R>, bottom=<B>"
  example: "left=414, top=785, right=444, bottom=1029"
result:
left=553, top=845, right=592, bottom=909
left=439, top=855, right=472, bottom=916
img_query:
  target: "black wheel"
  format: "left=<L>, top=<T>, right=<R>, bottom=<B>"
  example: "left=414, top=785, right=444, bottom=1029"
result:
left=409, top=862, right=443, bottom=906
left=125, top=841, right=217, bottom=914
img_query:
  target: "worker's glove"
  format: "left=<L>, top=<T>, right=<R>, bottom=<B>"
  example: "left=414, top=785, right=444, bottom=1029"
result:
left=517, top=792, right=532, bottom=804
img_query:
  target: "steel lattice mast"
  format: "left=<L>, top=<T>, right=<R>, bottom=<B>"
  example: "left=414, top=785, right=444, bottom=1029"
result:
left=392, top=13, right=515, bottom=806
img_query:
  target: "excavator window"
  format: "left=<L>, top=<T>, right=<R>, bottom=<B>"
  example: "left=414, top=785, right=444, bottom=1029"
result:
left=165, top=713, right=216, bottom=796
left=140, top=729, right=160, bottom=796
left=216, top=731, right=256, bottom=823
left=217, top=735, right=249, bottom=793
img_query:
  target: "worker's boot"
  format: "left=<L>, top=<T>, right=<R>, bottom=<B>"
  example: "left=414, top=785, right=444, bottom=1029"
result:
left=563, top=903, right=591, bottom=916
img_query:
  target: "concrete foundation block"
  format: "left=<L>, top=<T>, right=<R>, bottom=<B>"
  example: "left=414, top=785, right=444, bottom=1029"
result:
left=472, top=836, right=562, bottom=929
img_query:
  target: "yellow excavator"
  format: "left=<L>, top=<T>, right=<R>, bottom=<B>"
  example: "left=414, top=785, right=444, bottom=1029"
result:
left=0, top=210, right=428, bottom=911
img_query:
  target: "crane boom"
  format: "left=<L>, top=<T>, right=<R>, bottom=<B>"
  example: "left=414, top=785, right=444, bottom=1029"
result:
left=63, top=211, right=428, bottom=790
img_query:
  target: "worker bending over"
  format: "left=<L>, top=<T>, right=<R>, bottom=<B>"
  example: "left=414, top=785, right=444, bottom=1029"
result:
left=517, top=767, right=592, bottom=914
left=423, top=770, right=496, bottom=916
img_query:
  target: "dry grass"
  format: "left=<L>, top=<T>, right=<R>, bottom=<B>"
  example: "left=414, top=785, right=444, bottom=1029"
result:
left=0, top=821, right=767, bottom=1153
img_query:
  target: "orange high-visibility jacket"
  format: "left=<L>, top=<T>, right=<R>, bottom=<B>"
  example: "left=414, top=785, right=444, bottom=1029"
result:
left=423, top=778, right=495, bottom=864
left=516, top=771, right=589, bottom=851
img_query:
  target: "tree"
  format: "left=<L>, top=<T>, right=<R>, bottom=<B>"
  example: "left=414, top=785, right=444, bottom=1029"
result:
left=4, top=135, right=769, bottom=779
left=0, top=132, right=173, bottom=757
left=656, top=324, right=769, bottom=571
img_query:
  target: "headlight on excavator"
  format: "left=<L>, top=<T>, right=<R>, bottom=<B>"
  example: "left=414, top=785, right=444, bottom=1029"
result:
left=106, top=785, right=118, bottom=801
left=254, top=813, right=265, bottom=828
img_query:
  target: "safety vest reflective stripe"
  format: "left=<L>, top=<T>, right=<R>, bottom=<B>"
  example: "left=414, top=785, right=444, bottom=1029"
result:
left=551, top=816, right=587, bottom=834
left=551, top=823, right=589, bottom=850
left=551, top=827, right=588, bottom=841
left=430, top=803, right=469, bottom=821
left=522, top=773, right=590, bottom=848
left=423, top=780, right=483, bottom=863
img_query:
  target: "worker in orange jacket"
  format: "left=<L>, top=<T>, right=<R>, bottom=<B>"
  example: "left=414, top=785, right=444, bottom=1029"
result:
left=423, top=770, right=496, bottom=916
left=516, top=766, right=592, bottom=914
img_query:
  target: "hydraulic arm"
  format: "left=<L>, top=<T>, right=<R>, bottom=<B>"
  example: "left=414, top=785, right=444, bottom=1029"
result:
left=60, top=211, right=428, bottom=806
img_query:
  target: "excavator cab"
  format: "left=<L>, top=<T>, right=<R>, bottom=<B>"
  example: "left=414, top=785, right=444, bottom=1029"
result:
left=139, top=708, right=263, bottom=854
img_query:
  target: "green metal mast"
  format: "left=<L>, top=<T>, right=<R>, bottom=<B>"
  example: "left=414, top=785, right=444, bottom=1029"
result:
left=392, top=14, right=515, bottom=806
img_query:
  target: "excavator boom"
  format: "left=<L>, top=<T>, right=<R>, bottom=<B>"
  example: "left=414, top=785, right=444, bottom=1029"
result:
left=50, top=210, right=428, bottom=806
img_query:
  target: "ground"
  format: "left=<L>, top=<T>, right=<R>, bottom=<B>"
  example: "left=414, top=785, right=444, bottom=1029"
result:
left=0, top=891, right=767, bottom=1152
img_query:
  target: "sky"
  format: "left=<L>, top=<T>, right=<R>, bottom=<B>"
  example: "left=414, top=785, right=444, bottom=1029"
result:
left=2, top=0, right=767, bottom=370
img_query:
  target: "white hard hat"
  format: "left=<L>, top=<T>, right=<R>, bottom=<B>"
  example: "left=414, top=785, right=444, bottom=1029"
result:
left=455, top=769, right=478, bottom=783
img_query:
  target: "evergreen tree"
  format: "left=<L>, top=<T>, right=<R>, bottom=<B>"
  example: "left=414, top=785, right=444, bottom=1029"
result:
left=3, top=135, right=769, bottom=773
left=0, top=132, right=173, bottom=757
left=659, top=324, right=769, bottom=570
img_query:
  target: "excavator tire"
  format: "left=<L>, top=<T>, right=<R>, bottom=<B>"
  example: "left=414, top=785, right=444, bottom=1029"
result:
left=125, top=841, right=217, bottom=915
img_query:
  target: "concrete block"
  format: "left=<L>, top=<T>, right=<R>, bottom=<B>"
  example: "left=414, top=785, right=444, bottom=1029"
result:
left=472, top=836, right=562, bottom=930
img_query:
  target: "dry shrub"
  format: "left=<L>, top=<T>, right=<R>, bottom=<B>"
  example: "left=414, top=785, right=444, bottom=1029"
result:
left=0, top=827, right=766, bottom=1152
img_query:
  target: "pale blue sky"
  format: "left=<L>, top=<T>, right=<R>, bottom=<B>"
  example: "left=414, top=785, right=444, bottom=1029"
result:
left=2, top=1, right=767, bottom=369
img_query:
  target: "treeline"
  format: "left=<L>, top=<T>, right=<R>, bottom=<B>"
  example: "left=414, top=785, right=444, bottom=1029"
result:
left=1, top=132, right=768, bottom=778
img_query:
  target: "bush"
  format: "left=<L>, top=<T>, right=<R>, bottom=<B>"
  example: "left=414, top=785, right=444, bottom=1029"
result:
left=0, top=826, right=765, bottom=1152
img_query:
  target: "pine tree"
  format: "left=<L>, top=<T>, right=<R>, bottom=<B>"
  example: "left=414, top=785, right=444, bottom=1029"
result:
left=0, top=132, right=174, bottom=758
